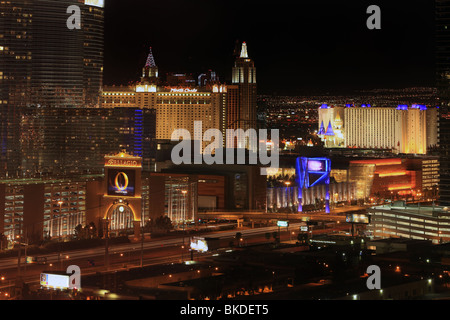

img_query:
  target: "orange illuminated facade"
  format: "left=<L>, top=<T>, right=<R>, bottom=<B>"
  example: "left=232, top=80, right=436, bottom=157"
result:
left=348, top=158, right=424, bottom=201
left=350, top=159, right=402, bottom=166
left=102, top=152, right=143, bottom=238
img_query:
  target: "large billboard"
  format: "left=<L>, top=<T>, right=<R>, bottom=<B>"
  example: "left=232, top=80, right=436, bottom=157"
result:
left=346, top=213, right=370, bottom=224
left=40, top=273, right=70, bottom=289
left=107, top=169, right=136, bottom=197
left=190, top=237, right=209, bottom=252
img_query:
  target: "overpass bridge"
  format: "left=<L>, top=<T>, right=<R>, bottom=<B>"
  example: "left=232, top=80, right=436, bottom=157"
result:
left=198, top=206, right=368, bottom=227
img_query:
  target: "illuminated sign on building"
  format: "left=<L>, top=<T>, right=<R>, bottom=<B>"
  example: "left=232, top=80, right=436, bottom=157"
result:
left=107, top=169, right=136, bottom=197
left=170, top=88, right=198, bottom=93
left=307, top=160, right=325, bottom=172
left=84, top=0, right=104, bottom=8
left=105, top=158, right=141, bottom=168
left=296, top=157, right=331, bottom=213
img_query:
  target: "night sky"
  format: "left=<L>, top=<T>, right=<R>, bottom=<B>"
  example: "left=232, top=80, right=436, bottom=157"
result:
left=103, top=0, right=435, bottom=95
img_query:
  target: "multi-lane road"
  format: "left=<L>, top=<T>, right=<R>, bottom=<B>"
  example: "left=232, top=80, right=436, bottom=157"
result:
left=0, top=223, right=305, bottom=270
left=0, top=218, right=353, bottom=297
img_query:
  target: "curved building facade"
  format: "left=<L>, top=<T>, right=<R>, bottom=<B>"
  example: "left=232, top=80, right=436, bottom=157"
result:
left=0, top=0, right=104, bottom=175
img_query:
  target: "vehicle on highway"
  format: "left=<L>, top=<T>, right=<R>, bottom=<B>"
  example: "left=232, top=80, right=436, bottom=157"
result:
left=26, top=256, right=47, bottom=265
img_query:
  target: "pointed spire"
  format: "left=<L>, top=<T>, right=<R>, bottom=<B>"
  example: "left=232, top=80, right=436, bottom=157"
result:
left=325, top=121, right=335, bottom=136
left=145, top=46, right=156, bottom=68
left=240, top=42, right=248, bottom=58
left=319, top=121, right=325, bottom=135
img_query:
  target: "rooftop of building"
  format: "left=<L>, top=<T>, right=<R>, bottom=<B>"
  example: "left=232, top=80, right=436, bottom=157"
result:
left=370, top=201, right=448, bottom=215
left=367, top=237, right=432, bottom=245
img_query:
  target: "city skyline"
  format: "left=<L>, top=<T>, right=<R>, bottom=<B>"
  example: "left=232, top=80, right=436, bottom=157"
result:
left=0, top=0, right=449, bottom=304
left=103, top=0, right=435, bottom=95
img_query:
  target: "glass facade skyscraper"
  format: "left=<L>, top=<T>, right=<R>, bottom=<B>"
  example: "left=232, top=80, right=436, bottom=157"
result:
left=436, top=0, right=450, bottom=205
left=17, top=106, right=156, bottom=176
left=0, top=0, right=104, bottom=176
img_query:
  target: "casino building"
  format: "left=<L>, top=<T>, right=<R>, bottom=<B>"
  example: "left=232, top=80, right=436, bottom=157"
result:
left=101, top=47, right=228, bottom=149
left=0, top=152, right=153, bottom=241
left=318, top=104, right=438, bottom=154
left=0, top=151, right=265, bottom=241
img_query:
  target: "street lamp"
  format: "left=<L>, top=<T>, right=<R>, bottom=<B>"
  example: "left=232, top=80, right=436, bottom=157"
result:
left=284, top=181, right=291, bottom=237
left=285, top=181, right=291, bottom=208
left=57, top=201, right=63, bottom=239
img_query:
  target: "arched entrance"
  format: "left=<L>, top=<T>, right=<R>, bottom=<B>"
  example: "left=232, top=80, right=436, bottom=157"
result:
left=104, top=200, right=139, bottom=237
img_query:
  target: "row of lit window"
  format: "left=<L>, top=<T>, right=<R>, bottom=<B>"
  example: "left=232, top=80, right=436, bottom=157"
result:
left=159, top=93, right=211, bottom=97
left=103, top=92, right=135, bottom=96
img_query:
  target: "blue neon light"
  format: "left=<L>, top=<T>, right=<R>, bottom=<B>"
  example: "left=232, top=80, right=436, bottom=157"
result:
left=295, top=157, right=331, bottom=214
left=134, top=108, right=144, bottom=157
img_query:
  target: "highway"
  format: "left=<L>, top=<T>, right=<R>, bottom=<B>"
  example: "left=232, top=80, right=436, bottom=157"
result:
left=0, top=223, right=305, bottom=270
left=0, top=221, right=354, bottom=299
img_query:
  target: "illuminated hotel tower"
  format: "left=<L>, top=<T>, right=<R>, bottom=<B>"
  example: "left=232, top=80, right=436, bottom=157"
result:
left=318, top=104, right=437, bottom=155
left=228, top=42, right=257, bottom=149
left=141, top=47, right=158, bottom=84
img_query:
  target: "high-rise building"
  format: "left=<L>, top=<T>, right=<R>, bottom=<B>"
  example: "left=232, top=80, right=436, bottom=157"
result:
left=0, top=0, right=104, bottom=175
left=228, top=42, right=257, bottom=149
left=141, top=46, right=158, bottom=85
left=436, top=0, right=450, bottom=205
left=101, top=47, right=228, bottom=151
left=318, top=104, right=438, bottom=154
left=17, top=106, right=156, bottom=175
left=82, top=1, right=105, bottom=107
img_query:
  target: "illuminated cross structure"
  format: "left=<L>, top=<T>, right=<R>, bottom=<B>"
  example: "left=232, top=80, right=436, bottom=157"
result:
left=295, top=157, right=331, bottom=214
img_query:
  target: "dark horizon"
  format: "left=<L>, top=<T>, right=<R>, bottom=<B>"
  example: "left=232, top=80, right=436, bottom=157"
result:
left=103, top=0, right=436, bottom=96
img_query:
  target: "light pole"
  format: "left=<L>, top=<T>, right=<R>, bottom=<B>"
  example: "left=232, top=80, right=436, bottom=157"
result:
left=285, top=181, right=291, bottom=239
left=104, top=218, right=110, bottom=271
left=181, top=190, right=187, bottom=240
left=57, top=201, right=63, bottom=235
left=140, top=225, right=144, bottom=268
left=285, top=181, right=291, bottom=210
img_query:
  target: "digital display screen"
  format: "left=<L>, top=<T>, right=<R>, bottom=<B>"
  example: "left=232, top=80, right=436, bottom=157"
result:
left=107, top=169, right=136, bottom=197
left=346, top=214, right=370, bottom=224
left=190, top=237, right=208, bottom=252
left=308, top=160, right=325, bottom=172
left=40, top=273, right=70, bottom=289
